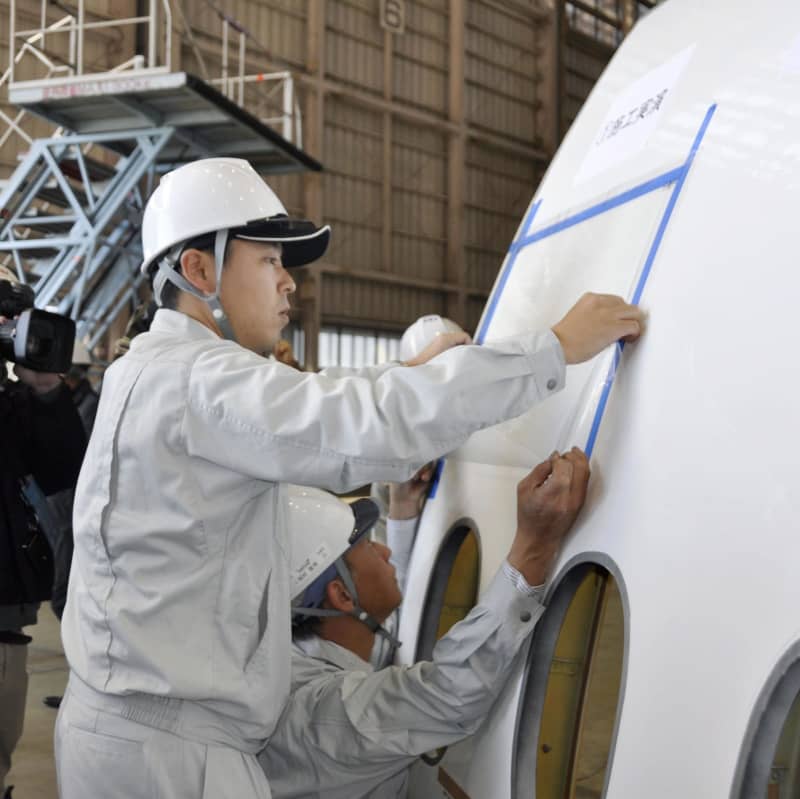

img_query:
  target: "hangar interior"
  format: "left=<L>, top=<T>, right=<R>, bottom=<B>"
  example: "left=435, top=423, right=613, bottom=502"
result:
left=4, top=2, right=800, bottom=799
left=1, top=0, right=650, bottom=368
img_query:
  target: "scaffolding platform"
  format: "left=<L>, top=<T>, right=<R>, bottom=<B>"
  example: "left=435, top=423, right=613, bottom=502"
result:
left=8, top=70, right=321, bottom=174
left=1, top=2, right=321, bottom=349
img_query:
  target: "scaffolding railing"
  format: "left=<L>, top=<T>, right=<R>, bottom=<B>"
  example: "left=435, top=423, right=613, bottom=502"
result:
left=5, top=1, right=303, bottom=148
left=7, top=0, right=173, bottom=82
left=210, top=70, right=303, bottom=149
left=1, top=1, right=309, bottom=347
left=0, top=14, right=75, bottom=152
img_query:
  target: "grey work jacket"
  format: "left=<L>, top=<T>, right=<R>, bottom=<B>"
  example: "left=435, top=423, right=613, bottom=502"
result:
left=62, top=308, right=563, bottom=752
left=260, top=569, right=544, bottom=798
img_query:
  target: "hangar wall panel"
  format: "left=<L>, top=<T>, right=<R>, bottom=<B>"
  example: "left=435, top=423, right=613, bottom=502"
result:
left=464, top=141, right=543, bottom=293
left=325, top=0, right=383, bottom=93
left=391, top=118, right=447, bottom=284
left=465, top=1, right=541, bottom=143
left=321, top=98, right=383, bottom=273
left=391, top=0, right=448, bottom=113
left=183, top=0, right=307, bottom=72
left=322, top=274, right=447, bottom=330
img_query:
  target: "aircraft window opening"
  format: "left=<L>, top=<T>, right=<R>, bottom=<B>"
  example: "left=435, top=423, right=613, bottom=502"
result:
left=512, top=563, right=627, bottom=799
left=733, top=651, right=800, bottom=799
left=415, top=522, right=481, bottom=662
left=769, top=690, right=800, bottom=798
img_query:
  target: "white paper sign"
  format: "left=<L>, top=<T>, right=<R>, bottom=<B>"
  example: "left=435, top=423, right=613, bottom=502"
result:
left=575, top=44, right=695, bottom=184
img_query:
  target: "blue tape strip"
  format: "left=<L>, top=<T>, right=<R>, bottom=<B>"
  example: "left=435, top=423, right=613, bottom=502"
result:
left=584, top=343, right=623, bottom=458
left=583, top=103, right=717, bottom=458
left=512, top=165, right=685, bottom=254
left=475, top=199, right=542, bottom=345
left=474, top=103, right=717, bottom=457
left=426, top=458, right=446, bottom=500
left=630, top=103, right=717, bottom=306
left=477, top=168, right=684, bottom=346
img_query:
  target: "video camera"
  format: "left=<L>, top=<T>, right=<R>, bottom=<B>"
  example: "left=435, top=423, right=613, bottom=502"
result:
left=0, top=279, right=76, bottom=373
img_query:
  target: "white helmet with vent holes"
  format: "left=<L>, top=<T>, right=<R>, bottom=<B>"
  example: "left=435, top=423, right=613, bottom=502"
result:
left=399, top=315, right=465, bottom=362
left=139, top=158, right=331, bottom=337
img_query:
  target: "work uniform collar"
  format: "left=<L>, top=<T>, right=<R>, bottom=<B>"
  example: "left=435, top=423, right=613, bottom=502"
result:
left=294, top=635, right=374, bottom=673
left=149, top=308, right=224, bottom=342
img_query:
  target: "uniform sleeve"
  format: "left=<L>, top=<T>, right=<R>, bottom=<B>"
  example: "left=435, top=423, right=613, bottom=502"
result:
left=317, top=362, right=399, bottom=381
left=261, top=569, right=544, bottom=792
left=184, top=330, right=565, bottom=492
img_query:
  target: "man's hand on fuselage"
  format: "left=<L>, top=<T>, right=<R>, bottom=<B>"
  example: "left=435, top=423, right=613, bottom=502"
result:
left=388, top=463, right=435, bottom=521
left=507, top=447, right=590, bottom=587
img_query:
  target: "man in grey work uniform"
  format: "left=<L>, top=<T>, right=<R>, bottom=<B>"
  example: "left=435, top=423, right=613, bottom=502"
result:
left=261, top=449, right=590, bottom=798
left=57, top=156, right=643, bottom=798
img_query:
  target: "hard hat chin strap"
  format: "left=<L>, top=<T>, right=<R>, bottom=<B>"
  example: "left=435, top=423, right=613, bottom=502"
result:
left=206, top=230, right=237, bottom=342
left=292, top=556, right=402, bottom=653
left=154, top=229, right=238, bottom=342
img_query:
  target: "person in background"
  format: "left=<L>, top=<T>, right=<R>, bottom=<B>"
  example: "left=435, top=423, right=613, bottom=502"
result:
left=260, top=448, right=590, bottom=798
left=368, top=315, right=468, bottom=667
left=0, top=266, right=86, bottom=797
left=370, top=315, right=467, bottom=546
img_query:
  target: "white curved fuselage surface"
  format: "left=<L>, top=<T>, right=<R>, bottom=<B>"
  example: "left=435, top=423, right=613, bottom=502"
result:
left=397, top=1, right=800, bottom=797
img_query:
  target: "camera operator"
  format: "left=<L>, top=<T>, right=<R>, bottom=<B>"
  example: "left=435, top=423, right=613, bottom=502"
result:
left=0, top=266, right=86, bottom=797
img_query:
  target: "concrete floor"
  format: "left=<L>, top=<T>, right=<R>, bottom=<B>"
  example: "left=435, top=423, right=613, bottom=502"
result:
left=7, top=605, right=66, bottom=798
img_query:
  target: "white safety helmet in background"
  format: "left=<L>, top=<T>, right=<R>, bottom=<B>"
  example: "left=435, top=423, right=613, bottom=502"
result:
left=399, top=314, right=465, bottom=362
left=288, top=485, right=400, bottom=649
left=139, top=158, right=331, bottom=339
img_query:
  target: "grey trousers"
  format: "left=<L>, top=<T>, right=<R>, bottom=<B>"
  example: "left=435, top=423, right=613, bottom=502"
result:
left=56, top=677, right=273, bottom=799
left=0, top=642, right=28, bottom=791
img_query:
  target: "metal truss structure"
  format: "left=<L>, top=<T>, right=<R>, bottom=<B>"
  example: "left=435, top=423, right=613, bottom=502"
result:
left=1, top=1, right=318, bottom=354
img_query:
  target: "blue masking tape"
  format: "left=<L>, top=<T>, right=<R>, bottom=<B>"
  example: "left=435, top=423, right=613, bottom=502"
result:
left=584, top=343, right=623, bottom=459
left=512, top=165, right=685, bottom=254
left=630, top=103, right=717, bottom=306
left=473, top=102, right=717, bottom=457
left=426, top=458, right=446, bottom=500
left=475, top=199, right=542, bottom=345
left=584, top=103, right=717, bottom=457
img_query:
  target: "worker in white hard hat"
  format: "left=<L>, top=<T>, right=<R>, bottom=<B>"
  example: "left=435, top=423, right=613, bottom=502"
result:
left=369, top=314, right=467, bottom=666
left=371, top=313, right=467, bottom=540
left=0, top=265, right=86, bottom=798
left=398, top=313, right=466, bottom=364
left=56, top=156, right=643, bottom=799
left=260, top=450, right=590, bottom=798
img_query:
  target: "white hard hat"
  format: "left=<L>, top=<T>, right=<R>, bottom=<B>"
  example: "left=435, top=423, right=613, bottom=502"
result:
left=140, top=158, right=330, bottom=276
left=399, top=314, right=465, bottom=362
left=288, top=485, right=380, bottom=605
left=288, top=484, right=400, bottom=649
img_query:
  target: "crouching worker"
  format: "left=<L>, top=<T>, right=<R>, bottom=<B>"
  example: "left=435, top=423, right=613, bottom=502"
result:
left=260, top=448, right=590, bottom=798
